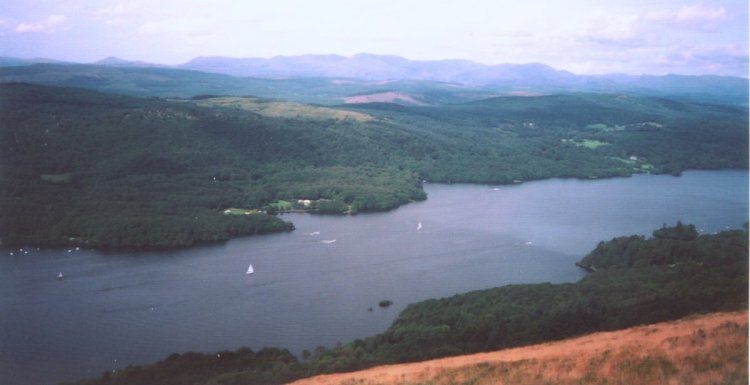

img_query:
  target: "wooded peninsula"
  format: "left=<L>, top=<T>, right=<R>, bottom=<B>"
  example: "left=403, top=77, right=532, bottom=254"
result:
left=1, top=83, right=747, bottom=249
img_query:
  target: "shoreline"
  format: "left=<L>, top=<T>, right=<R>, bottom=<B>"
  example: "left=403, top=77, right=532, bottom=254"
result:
left=2, top=168, right=747, bottom=253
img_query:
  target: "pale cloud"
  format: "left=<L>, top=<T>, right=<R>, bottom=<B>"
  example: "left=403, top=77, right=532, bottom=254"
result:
left=138, top=18, right=211, bottom=36
left=0, top=0, right=745, bottom=76
left=15, top=14, right=68, bottom=33
left=583, top=13, right=641, bottom=44
left=92, top=1, right=144, bottom=25
left=646, top=3, right=727, bottom=29
left=674, top=3, right=727, bottom=22
left=557, top=2, right=747, bottom=75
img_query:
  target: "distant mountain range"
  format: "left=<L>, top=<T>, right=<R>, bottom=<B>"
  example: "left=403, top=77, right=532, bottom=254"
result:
left=1, top=54, right=747, bottom=106
left=177, top=54, right=749, bottom=105
left=179, top=53, right=566, bottom=84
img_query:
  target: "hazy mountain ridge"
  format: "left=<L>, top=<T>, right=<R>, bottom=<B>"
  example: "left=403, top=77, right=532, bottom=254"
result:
left=177, top=53, right=748, bottom=105
left=180, top=54, right=578, bottom=84
left=0, top=62, right=498, bottom=105
left=1, top=54, right=747, bottom=106
left=93, top=56, right=168, bottom=68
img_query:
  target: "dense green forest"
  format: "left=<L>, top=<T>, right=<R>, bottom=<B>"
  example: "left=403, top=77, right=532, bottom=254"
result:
left=1, top=83, right=747, bottom=248
left=68, top=224, right=749, bottom=385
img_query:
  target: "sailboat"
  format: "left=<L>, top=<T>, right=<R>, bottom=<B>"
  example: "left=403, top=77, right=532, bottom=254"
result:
left=246, top=264, right=254, bottom=275
left=417, top=221, right=422, bottom=231
left=57, top=272, right=64, bottom=280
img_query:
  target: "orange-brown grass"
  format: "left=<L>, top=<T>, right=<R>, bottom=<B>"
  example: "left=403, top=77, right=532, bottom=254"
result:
left=288, top=311, right=748, bottom=385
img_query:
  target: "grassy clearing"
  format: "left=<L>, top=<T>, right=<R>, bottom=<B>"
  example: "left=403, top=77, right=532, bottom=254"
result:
left=222, top=208, right=261, bottom=215
left=586, top=123, right=626, bottom=131
left=269, top=200, right=293, bottom=210
left=578, top=139, right=610, bottom=149
left=562, top=139, right=611, bottom=149
left=613, top=157, right=654, bottom=172
left=194, top=96, right=373, bottom=122
left=40, top=173, right=73, bottom=183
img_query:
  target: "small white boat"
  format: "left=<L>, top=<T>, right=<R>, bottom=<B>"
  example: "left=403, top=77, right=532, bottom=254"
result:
left=417, top=222, right=422, bottom=231
left=321, top=239, right=337, bottom=244
left=309, top=231, right=320, bottom=236
left=57, top=272, right=64, bottom=280
left=246, top=264, right=254, bottom=275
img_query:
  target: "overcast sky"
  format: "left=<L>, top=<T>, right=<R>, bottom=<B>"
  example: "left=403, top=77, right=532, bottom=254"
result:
left=0, top=0, right=747, bottom=76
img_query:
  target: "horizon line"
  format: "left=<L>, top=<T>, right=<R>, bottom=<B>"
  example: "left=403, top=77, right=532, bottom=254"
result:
left=2, top=53, right=748, bottom=79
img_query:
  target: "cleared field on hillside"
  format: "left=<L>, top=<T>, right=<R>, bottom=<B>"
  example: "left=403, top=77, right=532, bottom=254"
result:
left=194, top=96, right=374, bottom=122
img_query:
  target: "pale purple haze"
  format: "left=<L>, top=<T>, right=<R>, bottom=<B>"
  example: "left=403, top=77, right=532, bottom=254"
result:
left=0, top=0, right=747, bottom=76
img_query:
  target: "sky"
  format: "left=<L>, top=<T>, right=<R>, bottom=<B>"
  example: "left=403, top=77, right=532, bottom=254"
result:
left=0, top=0, right=747, bottom=77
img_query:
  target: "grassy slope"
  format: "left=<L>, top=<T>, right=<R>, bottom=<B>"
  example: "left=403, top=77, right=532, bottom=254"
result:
left=289, top=311, right=748, bottom=385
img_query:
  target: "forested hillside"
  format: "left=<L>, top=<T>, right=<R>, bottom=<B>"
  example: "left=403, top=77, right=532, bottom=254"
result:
left=363, top=224, right=747, bottom=364
left=1, top=83, right=747, bottom=248
left=0, top=84, right=425, bottom=248
left=353, top=93, right=748, bottom=181
left=67, top=224, right=749, bottom=385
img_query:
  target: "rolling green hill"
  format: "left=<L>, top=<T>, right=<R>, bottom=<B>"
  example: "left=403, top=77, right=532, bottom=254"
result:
left=0, top=83, right=747, bottom=248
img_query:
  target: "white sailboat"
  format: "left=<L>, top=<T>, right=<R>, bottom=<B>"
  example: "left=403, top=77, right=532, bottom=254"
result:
left=57, top=272, right=64, bottom=280
left=246, top=264, right=254, bottom=275
left=417, top=221, right=422, bottom=231
left=321, top=239, right=337, bottom=244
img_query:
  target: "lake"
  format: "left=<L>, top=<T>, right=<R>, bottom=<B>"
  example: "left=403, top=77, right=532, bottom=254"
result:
left=1, top=170, right=747, bottom=385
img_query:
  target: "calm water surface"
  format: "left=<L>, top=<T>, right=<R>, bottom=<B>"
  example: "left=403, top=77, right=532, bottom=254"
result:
left=1, top=170, right=747, bottom=385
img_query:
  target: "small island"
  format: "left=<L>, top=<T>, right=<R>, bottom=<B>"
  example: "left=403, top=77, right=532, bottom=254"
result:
left=378, top=300, right=393, bottom=308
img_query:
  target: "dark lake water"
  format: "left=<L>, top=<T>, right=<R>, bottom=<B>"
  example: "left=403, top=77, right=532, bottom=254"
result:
left=1, top=170, right=747, bottom=385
